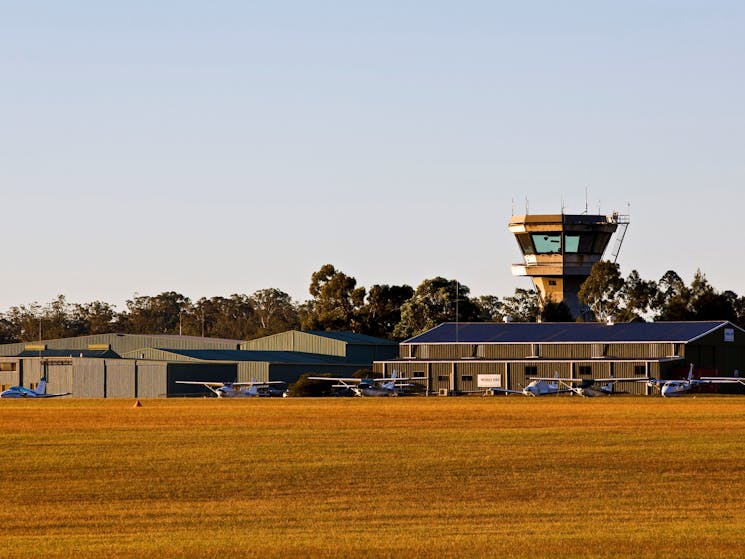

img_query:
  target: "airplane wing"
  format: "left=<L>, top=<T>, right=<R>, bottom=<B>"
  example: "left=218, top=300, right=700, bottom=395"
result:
left=699, top=377, right=745, bottom=384
left=175, top=381, right=227, bottom=387
left=485, top=388, right=526, bottom=395
left=592, top=377, right=650, bottom=383
left=232, top=381, right=286, bottom=386
left=529, top=377, right=647, bottom=383
left=306, top=377, right=362, bottom=383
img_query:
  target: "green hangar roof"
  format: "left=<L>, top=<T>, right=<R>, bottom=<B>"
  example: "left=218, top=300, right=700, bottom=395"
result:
left=303, top=331, right=397, bottom=345
left=15, top=348, right=121, bottom=358
left=144, top=348, right=351, bottom=364
left=404, top=321, right=742, bottom=344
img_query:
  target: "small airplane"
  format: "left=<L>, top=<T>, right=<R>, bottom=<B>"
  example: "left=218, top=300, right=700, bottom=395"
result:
left=490, top=373, right=644, bottom=397
left=648, top=365, right=744, bottom=397
left=308, top=371, right=425, bottom=397
left=0, top=378, right=70, bottom=398
left=175, top=378, right=288, bottom=398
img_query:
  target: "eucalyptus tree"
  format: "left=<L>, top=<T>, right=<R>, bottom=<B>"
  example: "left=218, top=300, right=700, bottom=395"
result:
left=122, top=291, right=191, bottom=335
left=578, top=261, right=625, bottom=322
left=393, top=277, right=478, bottom=339
left=501, top=288, right=540, bottom=323
left=301, top=264, right=366, bottom=332
left=249, top=288, right=300, bottom=337
left=358, top=283, right=414, bottom=338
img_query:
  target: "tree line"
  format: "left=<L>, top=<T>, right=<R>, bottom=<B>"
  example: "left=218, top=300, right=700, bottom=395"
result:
left=1, top=262, right=743, bottom=344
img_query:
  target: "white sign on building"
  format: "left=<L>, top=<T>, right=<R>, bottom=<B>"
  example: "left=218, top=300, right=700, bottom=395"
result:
left=477, top=374, right=502, bottom=388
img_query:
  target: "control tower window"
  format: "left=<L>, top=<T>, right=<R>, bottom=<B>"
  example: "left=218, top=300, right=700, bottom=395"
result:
left=532, top=233, right=561, bottom=254
left=516, top=233, right=534, bottom=255
left=564, top=234, right=597, bottom=254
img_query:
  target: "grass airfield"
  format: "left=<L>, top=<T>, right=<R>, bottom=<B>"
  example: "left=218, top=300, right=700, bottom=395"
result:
left=1, top=397, right=745, bottom=558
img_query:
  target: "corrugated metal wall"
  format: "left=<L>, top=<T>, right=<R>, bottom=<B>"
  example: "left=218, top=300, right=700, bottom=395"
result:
left=106, top=360, right=136, bottom=398
left=0, top=334, right=241, bottom=357
left=0, top=359, right=21, bottom=386
left=541, top=344, right=594, bottom=359
left=72, top=361, right=104, bottom=397
left=237, top=362, right=269, bottom=382
left=687, top=327, right=745, bottom=375
left=137, top=362, right=168, bottom=397
left=429, top=362, right=452, bottom=392
left=241, top=331, right=347, bottom=357
left=479, top=344, right=534, bottom=359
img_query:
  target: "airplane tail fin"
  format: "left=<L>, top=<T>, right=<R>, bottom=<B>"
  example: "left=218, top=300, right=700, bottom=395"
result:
left=688, top=364, right=694, bottom=381
left=34, top=378, right=47, bottom=395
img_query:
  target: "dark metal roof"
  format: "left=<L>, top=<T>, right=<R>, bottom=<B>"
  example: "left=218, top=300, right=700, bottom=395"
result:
left=15, top=349, right=120, bottom=358
left=157, top=349, right=350, bottom=364
left=305, top=331, right=397, bottom=345
left=403, top=321, right=739, bottom=344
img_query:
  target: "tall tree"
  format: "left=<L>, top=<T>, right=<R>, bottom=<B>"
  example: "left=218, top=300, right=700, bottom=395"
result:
left=652, top=270, right=689, bottom=320
left=393, top=277, right=478, bottom=339
left=501, top=288, right=540, bottom=322
left=249, top=288, right=300, bottom=337
left=578, top=261, right=625, bottom=322
left=0, top=315, right=16, bottom=343
left=540, top=299, right=574, bottom=322
left=302, top=264, right=366, bottom=331
left=196, top=294, right=258, bottom=340
left=617, top=270, right=657, bottom=321
left=473, top=295, right=505, bottom=322
left=122, top=292, right=191, bottom=335
left=72, top=300, right=120, bottom=334
left=3, top=303, right=42, bottom=341
left=358, top=284, right=414, bottom=338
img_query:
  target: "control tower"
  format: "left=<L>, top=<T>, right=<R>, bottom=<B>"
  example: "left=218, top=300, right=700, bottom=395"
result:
left=509, top=212, right=627, bottom=318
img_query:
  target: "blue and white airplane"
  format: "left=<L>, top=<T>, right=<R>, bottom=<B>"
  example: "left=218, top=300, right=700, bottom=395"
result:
left=648, top=364, right=744, bottom=397
left=175, top=378, right=287, bottom=398
left=0, top=378, right=70, bottom=398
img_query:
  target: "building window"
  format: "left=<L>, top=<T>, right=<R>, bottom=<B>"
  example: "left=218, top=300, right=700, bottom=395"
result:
left=532, top=233, right=561, bottom=254
left=437, top=375, right=448, bottom=382
left=461, top=375, right=473, bottom=382
left=578, top=366, right=592, bottom=376
left=634, top=366, right=646, bottom=376
left=525, top=366, right=537, bottom=376
left=516, top=233, right=535, bottom=255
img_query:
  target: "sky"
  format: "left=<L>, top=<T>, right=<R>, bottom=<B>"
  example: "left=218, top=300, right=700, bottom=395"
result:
left=2, top=1, right=744, bottom=312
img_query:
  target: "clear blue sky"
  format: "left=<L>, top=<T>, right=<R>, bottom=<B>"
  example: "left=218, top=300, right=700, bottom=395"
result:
left=2, top=1, right=743, bottom=311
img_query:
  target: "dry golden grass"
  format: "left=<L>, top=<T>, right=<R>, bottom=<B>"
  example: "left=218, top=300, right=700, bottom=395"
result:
left=1, top=396, right=745, bottom=558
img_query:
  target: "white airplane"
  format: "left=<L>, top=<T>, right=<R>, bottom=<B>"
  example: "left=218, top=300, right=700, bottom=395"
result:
left=175, top=378, right=287, bottom=398
left=648, top=365, right=744, bottom=397
left=0, top=378, right=70, bottom=399
left=491, top=373, right=644, bottom=397
left=307, top=371, right=425, bottom=397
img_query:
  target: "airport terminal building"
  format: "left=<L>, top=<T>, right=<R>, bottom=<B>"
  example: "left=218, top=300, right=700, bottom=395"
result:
left=373, top=321, right=745, bottom=395
left=0, top=331, right=397, bottom=397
